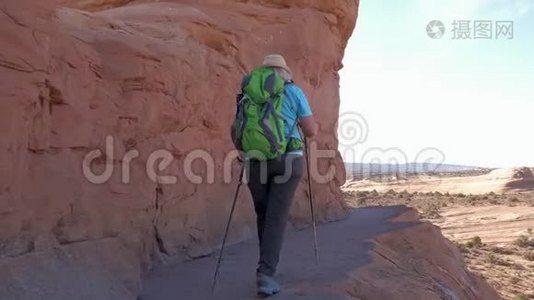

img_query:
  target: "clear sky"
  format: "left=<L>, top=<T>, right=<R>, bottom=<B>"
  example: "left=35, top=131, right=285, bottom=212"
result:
left=339, top=0, right=534, bottom=168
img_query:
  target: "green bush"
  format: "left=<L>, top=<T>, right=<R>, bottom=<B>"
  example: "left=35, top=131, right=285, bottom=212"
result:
left=466, top=236, right=483, bottom=248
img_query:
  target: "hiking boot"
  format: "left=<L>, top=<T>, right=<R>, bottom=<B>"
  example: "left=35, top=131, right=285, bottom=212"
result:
left=256, top=272, right=281, bottom=297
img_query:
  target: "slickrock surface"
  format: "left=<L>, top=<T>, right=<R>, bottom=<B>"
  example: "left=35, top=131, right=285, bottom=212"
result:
left=141, top=206, right=499, bottom=300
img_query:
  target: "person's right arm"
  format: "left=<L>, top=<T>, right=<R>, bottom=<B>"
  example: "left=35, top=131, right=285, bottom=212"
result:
left=300, top=115, right=318, bottom=138
left=292, top=85, right=318, bottom=138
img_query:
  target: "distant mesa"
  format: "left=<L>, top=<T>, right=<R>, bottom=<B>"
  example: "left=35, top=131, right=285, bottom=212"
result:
left=489, top=167, right=534, bottom=180
left=511, top=167, right=534, bottom=179
left=343, top=164, right=534, bottom=194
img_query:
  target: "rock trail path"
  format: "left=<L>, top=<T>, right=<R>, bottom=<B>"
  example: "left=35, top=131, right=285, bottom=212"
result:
left=140, top=206, right=413, bottom=300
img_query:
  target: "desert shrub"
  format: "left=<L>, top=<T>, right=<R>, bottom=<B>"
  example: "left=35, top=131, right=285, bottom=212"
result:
left=510, top=276, right=520, bottom=284
left=528, top=228, right=532, bottom=235
left=524, top=251, right=534, bottom=261
left=489, top=246, right=515, bottom=255
left=399, top=190, right=412, bottom=198
left=513, top=294, right=529, bottom=300
left=510, top=197, right=520, bottom=203
left=485, top=253, right=498, bottom=264
left=466, top=236, right=483, bottom=248
left=356, top=191, right=369, bottom=198
left=515, top=235, right=533, bottom=248
left=457, top=193, right=466, bottom=198
left=485, top=253, right=510, bottom=266
left=454, top=241, right=469, bottom=253
left=425, top=208, right=441, bottom=219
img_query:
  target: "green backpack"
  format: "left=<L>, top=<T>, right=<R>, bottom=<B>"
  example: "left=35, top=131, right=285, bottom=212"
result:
left=232, top=67, right=287, bottom=160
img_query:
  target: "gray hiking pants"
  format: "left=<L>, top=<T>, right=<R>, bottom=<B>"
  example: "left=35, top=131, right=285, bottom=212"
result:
left=246, top=154, right=304, bottom=276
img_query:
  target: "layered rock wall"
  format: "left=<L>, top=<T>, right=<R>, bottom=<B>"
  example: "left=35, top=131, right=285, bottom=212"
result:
left=0, top=0, right=357, bottom=297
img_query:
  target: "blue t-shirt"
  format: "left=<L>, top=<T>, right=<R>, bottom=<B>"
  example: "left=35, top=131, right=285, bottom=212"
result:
left=282, top=83, right=313, bottom=141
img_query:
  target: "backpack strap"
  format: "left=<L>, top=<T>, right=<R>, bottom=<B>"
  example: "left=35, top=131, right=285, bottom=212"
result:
left=283, top=81, right=300, bottom=140
left=260, top=99, right=282, bottom=155
left=284, top=81, right=297, bottom=113
left=241, top=74, right=252, bottom=90
left=236, top=74, right=252, bottom=104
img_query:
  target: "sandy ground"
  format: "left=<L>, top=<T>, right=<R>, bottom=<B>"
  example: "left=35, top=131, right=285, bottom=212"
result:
left=434, top=205, right=534, bottom=245
left=432, top=206, right=534, bottom=300
left=140, top=206, right=413, bottom=300
left=344, top=167, right=534, bottom=300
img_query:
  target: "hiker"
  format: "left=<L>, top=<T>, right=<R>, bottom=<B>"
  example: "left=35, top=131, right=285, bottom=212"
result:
left=232, top=54, right=317, bottom=296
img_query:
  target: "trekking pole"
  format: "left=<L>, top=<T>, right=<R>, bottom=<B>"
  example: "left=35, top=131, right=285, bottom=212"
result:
left=303, top=136, right=320, bottom=265
left=211, top=164, right=245, bottom=294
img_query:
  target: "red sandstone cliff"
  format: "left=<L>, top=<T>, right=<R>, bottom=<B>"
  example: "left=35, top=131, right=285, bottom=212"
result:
left=0, top=1, right=501, bottom=299
left=1, top=0, right=356, bottom=297
left=345, top=209, right=501, bottom=300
